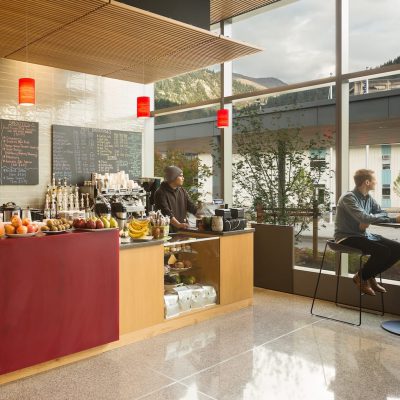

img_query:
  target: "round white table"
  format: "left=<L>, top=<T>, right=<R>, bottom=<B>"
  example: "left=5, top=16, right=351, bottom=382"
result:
left=376, top=222, right=400, bottom=335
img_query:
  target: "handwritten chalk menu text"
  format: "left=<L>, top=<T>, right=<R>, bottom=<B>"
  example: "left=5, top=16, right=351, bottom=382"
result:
left=0, top=119, right=39, bottom=185
left=52, top=125, right=142, bottom=185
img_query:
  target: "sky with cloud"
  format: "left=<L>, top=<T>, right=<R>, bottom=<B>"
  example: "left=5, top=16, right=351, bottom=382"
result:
left=231, top=0, right=400, bottom=84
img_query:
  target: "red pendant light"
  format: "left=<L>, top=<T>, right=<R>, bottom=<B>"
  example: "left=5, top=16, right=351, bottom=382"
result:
left=217, top=109, right=229, bottom=128
left=19, top=78, right=35, bottom=106
left=137, top=96, right=150, bottom=118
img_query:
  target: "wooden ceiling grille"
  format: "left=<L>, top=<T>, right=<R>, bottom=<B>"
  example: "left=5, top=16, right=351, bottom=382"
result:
left=0, top=0, right=108, bottom=58
left=210, top=0, right=282, bottom=24
left=1, top=0, right=261, bottom=83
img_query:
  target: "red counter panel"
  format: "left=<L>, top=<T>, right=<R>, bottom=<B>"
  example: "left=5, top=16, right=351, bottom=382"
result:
left=0, top=231, right=119, bottom=375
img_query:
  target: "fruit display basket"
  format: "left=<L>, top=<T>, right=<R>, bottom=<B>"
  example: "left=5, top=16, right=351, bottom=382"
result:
left=43, top=229, right=73, bottom=235
left=6, top=232, right=38, bottom=238
left=73, top=228, right=119, bottom=232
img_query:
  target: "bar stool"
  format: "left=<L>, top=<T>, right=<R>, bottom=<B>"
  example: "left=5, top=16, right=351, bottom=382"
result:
left=310, top=239, right=385, bottom=326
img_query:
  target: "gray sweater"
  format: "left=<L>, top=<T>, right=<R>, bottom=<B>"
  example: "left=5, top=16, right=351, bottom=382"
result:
left=334, top=188, right=396, bottom=242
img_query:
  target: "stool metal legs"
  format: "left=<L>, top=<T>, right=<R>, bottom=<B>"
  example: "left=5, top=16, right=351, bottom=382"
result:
left=310, top=241, right=328, bottom=316
left=333, top=252, right=362, bottom=326
left=311, top=244, right=363, bottom=326
left=379, top=274, right=385, bottom=316
left=311, top=242, right=385, bottom=326
left=309, top=241, right=360, bottom=325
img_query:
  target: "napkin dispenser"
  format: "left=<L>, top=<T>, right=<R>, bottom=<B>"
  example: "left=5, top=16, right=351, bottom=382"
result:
left=215, top=208, right=231, bottom=220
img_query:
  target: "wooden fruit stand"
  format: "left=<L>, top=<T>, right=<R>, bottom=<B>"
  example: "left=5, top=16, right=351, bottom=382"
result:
left=0, top=229, right=254, bottom=384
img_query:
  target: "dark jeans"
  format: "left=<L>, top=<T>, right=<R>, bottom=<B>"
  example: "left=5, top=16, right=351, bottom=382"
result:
left=341, top=236, right=400, bottom=280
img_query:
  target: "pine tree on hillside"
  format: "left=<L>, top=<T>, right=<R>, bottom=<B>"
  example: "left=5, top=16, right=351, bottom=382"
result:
left=381, top=56, right=400, bottom=67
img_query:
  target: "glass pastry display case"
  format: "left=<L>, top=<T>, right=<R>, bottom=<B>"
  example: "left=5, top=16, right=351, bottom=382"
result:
left=163, top=234, right=220, bottom=319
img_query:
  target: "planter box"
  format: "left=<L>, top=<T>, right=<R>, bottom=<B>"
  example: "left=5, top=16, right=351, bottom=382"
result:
left=253, top=223, right=294, bottom=293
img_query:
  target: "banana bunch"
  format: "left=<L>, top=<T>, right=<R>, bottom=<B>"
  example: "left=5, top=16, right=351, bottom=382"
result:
left=128, top=218, right=149, bottom=238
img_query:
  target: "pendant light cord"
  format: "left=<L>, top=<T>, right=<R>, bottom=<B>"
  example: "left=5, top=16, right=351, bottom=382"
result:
left=142, top=42, right=145, bottom=89
left=25, top=0, right=29, bottom=75
left=25, top=1, right=28, bottom=72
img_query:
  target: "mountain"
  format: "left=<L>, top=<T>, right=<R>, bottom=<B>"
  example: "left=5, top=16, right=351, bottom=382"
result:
left=233, top=73, right=287, bottom=90
left=154, top=69, right=287, bottom=110
left=155, top=69, right=221, bottom=107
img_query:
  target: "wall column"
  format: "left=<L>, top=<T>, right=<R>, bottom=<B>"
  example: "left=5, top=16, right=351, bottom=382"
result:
left=336, top=0, right=349, bottom=199
left=336, top=0, right=350, bottom=274
left=221, top=19, right=233, bottom=205
left=143, top=83, right=155, bottom=177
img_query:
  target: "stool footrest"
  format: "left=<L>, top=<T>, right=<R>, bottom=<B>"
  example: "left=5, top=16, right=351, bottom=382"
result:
left=312, top=313, right=361, bottom=326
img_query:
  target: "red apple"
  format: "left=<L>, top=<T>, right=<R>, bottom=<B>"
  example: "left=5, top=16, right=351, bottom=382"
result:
left=85, top=220, right=96, bottom=229
left=26, top=224, right=36, bottom=233
left=76, top=219, right=86, bottom=229
left=95, top=219, right=104, bottom=229
left=73, top=218, right=80, bottom=228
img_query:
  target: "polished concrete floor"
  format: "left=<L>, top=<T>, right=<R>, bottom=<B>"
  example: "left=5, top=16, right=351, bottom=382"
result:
left=1, top=288, right=399, bottom=400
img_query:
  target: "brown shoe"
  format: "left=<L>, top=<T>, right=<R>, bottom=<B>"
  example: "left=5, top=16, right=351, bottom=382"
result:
left=368, top=277, right=387, bottom=293
left=353, top=272, right=376, bottom=296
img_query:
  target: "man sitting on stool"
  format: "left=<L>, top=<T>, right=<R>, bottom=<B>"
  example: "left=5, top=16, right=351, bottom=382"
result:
left=335, top=169, right=400, bottom=295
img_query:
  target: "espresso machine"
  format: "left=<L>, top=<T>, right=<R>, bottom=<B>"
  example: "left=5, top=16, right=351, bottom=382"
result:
left=111, top=202, right=127, bottom=230
left=137, top=177, right=161, bottom=213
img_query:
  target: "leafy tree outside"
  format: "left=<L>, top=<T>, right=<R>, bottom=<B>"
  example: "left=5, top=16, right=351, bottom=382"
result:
left=232, top=104, right=333, bottom=239
left=154, top=150, right=212, bottom=203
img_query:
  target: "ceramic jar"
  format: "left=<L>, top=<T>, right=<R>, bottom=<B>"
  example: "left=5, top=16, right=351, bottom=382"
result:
left=211, top=216, right=223, bottom=232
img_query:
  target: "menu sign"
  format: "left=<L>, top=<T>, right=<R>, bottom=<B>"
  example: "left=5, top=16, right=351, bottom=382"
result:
left=0, top=119, right=39, bottom=185
left=52, top=125, right=142, bottom=185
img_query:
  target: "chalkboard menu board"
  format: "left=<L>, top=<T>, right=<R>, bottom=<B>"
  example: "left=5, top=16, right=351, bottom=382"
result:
left=0, top=119, right=39, bottom=185
left=52, top=125, right=142, bottom=185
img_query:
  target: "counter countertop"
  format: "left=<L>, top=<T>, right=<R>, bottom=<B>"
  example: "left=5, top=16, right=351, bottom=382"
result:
left=119, top=229, right=255, bottom=249
left=119, top=239, right=165, bottom=249
left=178, top=228, right=255, bottom=236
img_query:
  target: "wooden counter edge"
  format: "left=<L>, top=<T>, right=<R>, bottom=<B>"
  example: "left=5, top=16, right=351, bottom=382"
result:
left=0, top=298, right=252, bottom=385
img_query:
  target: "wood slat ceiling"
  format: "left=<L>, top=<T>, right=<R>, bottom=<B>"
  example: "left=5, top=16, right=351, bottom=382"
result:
left=210, top=0, right=282, bottom=24
left=1, top=0, right=261, bottom=84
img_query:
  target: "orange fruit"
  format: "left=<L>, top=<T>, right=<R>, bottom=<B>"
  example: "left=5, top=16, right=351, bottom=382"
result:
left=22, top=218, right=32, bottom=226
left=11, top=216, right=22, bottom=228
left=0, top=221, right=4, bottom=237
left=5, top=224, right=16, bottom=235
left=16, top=225, right=28, bottom=234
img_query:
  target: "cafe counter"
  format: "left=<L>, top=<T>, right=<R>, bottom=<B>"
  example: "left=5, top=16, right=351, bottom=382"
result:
left=0, top=229, right=254, bottom=384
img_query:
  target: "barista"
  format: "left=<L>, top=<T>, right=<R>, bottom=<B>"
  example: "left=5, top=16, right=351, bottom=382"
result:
left=154, top=166, right=198, bottom=231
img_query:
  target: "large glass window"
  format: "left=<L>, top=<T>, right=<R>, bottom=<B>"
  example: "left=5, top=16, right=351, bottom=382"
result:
left=231, top=0, right=335, bottom=95
left=152, top=1, right=400, bottom=284
left=349, top=0, right=400, bottom=73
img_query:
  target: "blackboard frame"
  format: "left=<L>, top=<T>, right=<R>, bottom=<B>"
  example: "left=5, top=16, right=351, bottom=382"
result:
left=0, top=118, right=39, bottom=185
left=51, top=125, right=143, bottom=185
